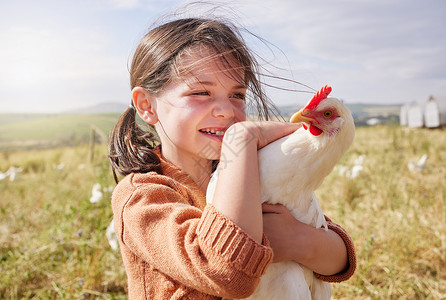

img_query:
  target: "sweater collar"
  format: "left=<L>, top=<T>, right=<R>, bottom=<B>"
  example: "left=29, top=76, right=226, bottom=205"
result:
left=154, top=147, right=207, bottom=209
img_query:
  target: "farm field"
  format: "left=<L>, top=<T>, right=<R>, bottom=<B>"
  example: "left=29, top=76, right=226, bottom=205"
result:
left=0, top=113, right=121, bottom=151
left=0, top=121, right=445, bottom=299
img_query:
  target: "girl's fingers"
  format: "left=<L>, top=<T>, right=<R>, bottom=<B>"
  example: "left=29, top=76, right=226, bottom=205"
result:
left=255, top=121, right=300, bottom=149
left=224, top=121, right=300, bottom=150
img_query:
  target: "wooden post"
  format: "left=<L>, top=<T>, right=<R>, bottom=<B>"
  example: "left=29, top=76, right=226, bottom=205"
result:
left=89, top=127, right=96, bottom=163
left=89, top=125, right=108, bottom=163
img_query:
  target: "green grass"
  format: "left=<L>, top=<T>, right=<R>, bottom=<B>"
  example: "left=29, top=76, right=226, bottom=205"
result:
left=0, top=114, right=120, bottom=151
left=0, top=125, right=445, bottom=299
left=0, top=146, right=126, bottom=299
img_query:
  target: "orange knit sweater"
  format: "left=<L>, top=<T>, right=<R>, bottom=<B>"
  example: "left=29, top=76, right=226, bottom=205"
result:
left=111, top=155, right=356, bottom=299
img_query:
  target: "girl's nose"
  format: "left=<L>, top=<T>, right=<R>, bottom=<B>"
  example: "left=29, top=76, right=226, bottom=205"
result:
left=212, top=97, right=235, bottom=119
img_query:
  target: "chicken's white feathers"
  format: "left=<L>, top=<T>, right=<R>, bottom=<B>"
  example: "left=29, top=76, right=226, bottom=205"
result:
left=207, top=91, right=355, bottom=300
left=408, top=154, right=428, bottom=173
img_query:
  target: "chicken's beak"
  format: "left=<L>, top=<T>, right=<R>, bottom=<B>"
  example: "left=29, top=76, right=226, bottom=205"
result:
left=289, top=109, right=317, bottom=124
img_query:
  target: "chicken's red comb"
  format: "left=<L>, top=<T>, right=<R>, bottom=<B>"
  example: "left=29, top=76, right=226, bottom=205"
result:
left=305, top=85, right=332, bottom=110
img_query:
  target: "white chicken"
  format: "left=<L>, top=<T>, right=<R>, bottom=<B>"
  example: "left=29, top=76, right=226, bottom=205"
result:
left=408, top=154, right=428, bottom=173
left=89, top=183, right=103, bottom=203
left=207, top=86, right=355, bottom=300
left=106, top=219, right=119, bottom=251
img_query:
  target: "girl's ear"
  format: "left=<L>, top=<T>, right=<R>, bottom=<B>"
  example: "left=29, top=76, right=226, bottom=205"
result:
left=132, top=87, right=158, bottom=124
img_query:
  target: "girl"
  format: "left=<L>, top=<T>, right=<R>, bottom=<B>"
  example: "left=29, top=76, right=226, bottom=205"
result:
left=109, top=17, right=355, bottom=299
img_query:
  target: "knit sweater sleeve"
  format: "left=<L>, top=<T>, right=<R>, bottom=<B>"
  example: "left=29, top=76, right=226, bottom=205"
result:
left=314, top=216, right=356, bottom=282
left=112, top=173, right=273, bottom=299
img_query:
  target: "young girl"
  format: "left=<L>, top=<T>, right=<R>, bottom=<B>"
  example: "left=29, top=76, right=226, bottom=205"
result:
left=109, top=17, right=356, bottom=299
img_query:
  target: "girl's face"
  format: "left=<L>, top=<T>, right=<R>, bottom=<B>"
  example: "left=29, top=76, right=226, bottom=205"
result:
left=153, top=49, right=247, bottom=167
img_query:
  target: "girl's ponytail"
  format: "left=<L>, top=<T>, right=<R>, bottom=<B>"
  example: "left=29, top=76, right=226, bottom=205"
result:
left=108, top=105, right=161, bottom=183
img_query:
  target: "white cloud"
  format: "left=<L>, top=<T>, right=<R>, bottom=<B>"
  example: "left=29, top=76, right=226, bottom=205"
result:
left=0, top=25, right=129, bottom=113
left=236, top=0, right=446, bottom=104
left=0, top=0, right=445, bottom=112
left=108, top=0, right=141, bottom=9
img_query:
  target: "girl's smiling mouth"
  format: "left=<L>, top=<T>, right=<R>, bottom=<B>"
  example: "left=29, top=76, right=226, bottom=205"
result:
left=199, top=128, right=225, bottom=135
left=199, top=128, right=226, bottom=141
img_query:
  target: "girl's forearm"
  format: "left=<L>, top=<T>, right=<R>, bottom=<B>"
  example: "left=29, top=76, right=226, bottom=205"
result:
left=211, top=131, right=263, bottom=243
left=211, top=122, right=301, bottom=244
left=295, top=226, right=348, bottom=276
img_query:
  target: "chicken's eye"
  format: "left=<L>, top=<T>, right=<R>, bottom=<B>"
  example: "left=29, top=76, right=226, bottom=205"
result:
left=324, top=110, right=333, bottom=118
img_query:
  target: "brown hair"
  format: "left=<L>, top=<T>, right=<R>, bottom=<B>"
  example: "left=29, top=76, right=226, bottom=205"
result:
left=109, top=17, right=279, bottom=183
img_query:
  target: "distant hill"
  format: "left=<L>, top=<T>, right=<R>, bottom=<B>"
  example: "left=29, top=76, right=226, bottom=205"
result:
left=0, top=113, right=121, bottom=151
left=345, top=103, right=401, bottom=126
left=0, top=101, right=402, bottom=151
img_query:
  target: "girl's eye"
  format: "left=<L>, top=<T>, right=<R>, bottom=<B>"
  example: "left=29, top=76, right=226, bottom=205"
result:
left=231, top=93, right=246, bottom=101
left=324, top=110, right=333, bottom=118
left=192, top=91, right=210, bottom=96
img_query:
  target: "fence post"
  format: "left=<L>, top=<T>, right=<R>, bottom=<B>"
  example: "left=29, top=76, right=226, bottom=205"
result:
left=89, top=126, right=96, bottom=163
left=89, top=125, right=107, bottom=163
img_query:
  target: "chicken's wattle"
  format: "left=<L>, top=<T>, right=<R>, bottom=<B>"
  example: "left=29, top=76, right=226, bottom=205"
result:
left=302, top=123, right=323, bottom=136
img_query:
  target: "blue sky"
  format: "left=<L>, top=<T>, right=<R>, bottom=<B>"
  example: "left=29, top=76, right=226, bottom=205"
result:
left=0, top=0, right=445, bottom=113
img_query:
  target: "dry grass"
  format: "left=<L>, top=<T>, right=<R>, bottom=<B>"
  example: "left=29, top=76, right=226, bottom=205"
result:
left=317, top=125, right=446, bottom=299
left=0, top=125, right=445, bottom=299
left=0, top=146, right=126, bottom=299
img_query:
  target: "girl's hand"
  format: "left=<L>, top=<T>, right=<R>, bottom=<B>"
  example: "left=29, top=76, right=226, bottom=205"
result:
left=223, top=121, right=300, bottom=151
left=262, top=203, right=348, bottom=275
left=262, top=203, right=306, bottom=262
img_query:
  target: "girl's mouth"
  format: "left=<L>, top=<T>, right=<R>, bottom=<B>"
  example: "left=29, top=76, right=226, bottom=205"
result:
left=199, top=128, right=225, bottom=136
left=199, top=128, right=226, bottom=142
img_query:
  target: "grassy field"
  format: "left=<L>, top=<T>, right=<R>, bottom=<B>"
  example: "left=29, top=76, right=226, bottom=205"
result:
left=0, top=122, right=445, bottom=299
left=0, top=114, right=120, bottom=151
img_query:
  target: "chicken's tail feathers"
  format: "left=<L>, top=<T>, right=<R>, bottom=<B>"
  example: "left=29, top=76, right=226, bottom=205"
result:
left=310, top=278, right=332, bottom=300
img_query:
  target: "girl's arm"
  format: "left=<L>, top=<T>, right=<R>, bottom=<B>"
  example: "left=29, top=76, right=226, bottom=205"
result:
left=113, top=175, right=272, bottom=299
left=262, top=203, right=356, bottom=280
left=211, top=121, right=301, bottom=243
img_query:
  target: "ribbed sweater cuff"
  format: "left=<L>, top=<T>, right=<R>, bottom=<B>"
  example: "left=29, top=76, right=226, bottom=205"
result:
left=197, top=205, right=273, bottom=278
left=315, top=221, right=356, bottom=282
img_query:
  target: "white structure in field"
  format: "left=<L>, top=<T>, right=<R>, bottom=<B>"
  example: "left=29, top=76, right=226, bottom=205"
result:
left=407, top=102, right=423, bottom=128
left=399, top=104, right=408, bottom=126
left=401, top=95, right=446, bottom=128
left=424, top=96, right=446, bottom=128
